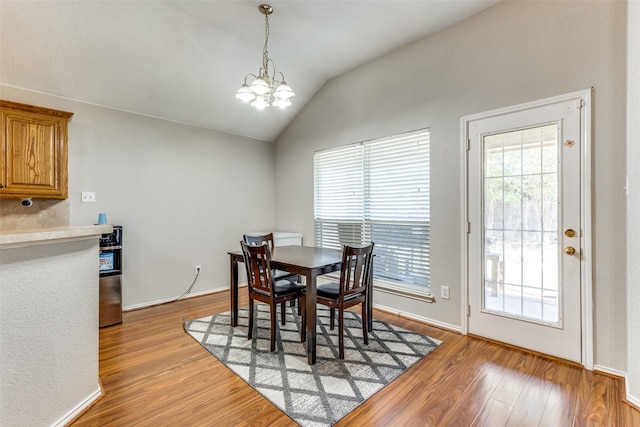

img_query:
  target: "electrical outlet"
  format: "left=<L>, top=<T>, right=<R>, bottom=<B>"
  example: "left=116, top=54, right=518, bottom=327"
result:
left=195, top=265, right=201, bottom=275
left=441, top=286, right=450, bottom=300
left=81, top=191, right=96, bottom=203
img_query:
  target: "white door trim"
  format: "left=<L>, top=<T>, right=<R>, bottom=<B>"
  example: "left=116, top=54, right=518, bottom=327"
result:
left=460, top=89, right=593, bottom=369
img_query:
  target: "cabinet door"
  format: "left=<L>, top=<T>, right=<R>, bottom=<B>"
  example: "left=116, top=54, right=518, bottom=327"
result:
left=1, top=101, right=72, bottom=199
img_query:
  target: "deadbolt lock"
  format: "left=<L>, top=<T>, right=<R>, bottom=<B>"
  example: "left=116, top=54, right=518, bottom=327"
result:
left=564, top=229, right=577, bottom=238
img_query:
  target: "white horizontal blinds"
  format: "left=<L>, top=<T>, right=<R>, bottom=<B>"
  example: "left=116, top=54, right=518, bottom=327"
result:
left=365, top=130, right=430, bottom=287
left=314, top=129, right=430, bottom=290
left=314, top=145, right=364, bottom=249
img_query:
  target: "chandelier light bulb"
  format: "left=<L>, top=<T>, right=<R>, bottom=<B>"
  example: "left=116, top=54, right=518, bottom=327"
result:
left=272, top=98, right=292, bottom=109
left=251, top=95, right=270, bottom=110
left=236, top=4, right=293, bottom=110
left=249, top=78, right=271, bottom=96
left=235, top=84, right=256, bottom=102
left=274, top=83, right=295, bottom=100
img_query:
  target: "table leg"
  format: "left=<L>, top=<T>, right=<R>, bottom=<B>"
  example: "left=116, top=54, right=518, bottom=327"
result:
left=305, top=272, right=317, bottom=365
left=230, top=255, right=239, bottom=327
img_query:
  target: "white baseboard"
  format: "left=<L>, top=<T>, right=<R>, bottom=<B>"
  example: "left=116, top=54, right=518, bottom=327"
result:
left=373, top=303, right=462, bottom=333
left=628, top=392, right=640, bottom=409
left=593, top=365, right=640, bottom=409
left=53, top=386, right=102, bottom=427
left=124, top=290, right=460, bottom=334
left=593, top=364, right=627, bottom=378
left=123, top=287, right=230, bottom=311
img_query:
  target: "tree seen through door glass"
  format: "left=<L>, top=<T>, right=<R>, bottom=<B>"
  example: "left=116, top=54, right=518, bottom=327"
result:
left=483, top=124, right=559, bottom=324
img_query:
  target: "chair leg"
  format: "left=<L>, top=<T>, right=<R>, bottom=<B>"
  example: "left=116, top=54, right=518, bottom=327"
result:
left=300, top=295, right=306, bottom=343
left=361, top=303, right=369, bottom=346
left=248, top=299, right=254, bottom=340
left=338, top=307, right=345, bottom=359
left=270, top=303, right=277, bottom=352
left=330, top=307, right=336, bottom=330
left=281, top=301, right=286, bottom=325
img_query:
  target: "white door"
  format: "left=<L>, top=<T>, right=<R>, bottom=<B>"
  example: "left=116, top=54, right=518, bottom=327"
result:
left=465, top=91, right=590, bottom=363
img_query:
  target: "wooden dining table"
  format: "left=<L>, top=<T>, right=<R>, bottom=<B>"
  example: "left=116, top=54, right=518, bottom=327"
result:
left=228, top=245, right=373, bottom=365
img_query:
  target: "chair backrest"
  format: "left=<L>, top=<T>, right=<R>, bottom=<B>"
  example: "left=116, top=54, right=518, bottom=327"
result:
left=339, top=243, right=375, bottom=299
left=243, top=233, right=275, bottom=252
left=240, top=240, right=275, bottom=297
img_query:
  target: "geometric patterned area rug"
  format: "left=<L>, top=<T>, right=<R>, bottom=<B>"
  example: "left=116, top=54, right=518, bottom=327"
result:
left=184, top=304, right=442, bottom=426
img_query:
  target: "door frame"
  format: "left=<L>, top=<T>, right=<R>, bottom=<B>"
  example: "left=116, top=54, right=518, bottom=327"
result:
left=460, top=89, right=593, bottom=369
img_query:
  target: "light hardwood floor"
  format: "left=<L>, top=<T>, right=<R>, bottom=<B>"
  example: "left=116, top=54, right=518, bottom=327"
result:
left=72, top=290, right=640, bottom=426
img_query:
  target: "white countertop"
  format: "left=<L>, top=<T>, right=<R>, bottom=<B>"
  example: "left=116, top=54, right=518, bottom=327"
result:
left=0, top=225, right=113, bottom=249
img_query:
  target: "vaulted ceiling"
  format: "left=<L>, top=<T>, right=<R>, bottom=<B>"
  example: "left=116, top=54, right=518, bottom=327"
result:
left=0, top=1, right=499, bottom=142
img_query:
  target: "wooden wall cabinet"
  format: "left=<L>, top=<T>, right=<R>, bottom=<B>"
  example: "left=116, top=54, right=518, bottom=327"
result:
left=1, top=100, right=73, bottom=199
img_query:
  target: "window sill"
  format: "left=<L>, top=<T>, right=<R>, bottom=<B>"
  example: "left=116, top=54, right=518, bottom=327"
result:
left=374, top=281, right=435, bottom=303
left=318, top=274, right=434, bottom=303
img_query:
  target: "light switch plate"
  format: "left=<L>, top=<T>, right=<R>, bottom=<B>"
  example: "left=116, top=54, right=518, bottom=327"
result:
left=441, top=286, right=450, bottom=300
left=81, top=191, right=96, bottom=203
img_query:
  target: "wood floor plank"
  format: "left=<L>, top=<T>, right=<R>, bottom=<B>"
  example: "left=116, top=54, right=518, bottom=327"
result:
left=471, top=398, right=513, bottom=427
left=536, top=358, right=582, bottom=427
left=506, top=374, right=552, bottom=427
left=437, top=367, right=504, bottom=426
left=483, top=347, right=542, bottom=410
left=70, top=291, right=640, bottom=426
left=575, top=369, right=612, bottom=425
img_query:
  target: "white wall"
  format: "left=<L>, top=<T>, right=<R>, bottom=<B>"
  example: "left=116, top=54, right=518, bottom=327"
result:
left=0, top=239, right=100, bottom=426
left=0, top=85, right=276, bottom=309
left=275, top=1, right=628, bottom=370
left=627, top=0, right=640, bottom=406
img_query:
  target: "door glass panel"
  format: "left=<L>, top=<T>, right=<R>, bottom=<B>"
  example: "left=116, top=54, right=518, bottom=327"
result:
left=482, top=124, right=559, bottom=324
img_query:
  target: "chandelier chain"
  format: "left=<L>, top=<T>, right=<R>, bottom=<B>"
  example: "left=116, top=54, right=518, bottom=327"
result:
left=263, top=13, right=270, bottom=75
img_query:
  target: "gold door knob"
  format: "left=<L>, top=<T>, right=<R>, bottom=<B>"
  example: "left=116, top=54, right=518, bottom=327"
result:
left=564, top=229, right=577, bottom=238
left=564, top=246, right=576, bottom=255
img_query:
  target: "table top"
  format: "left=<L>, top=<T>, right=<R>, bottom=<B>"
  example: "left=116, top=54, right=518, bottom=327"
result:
left=229, top=245, right=342, bottom=270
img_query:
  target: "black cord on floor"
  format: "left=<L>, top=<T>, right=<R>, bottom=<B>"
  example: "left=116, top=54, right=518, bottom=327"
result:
left=174, top=271, right=200, bottom=302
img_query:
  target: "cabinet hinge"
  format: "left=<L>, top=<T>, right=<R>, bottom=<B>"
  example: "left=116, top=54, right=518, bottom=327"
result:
left=467, top=305, right=471, bottom=317
left=467, top=139, right=471, bottom=151
left=467, top=221, right=471, bottom=234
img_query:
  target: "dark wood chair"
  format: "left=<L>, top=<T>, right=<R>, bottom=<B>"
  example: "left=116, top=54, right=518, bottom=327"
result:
left=240, top=241, right=306, bottom=352
left=243, top=233, right=300, bottom=281
left=316, top=242, right=375, bottom=359
left=243, top=233, right=302, bottom=319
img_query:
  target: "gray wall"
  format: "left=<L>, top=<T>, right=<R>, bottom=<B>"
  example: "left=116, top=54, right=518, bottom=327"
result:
left=275, top=1, right=628, bottom=371
left=627, top=0, right=640, bottom=405
left=0, top=85, right=275, bottom=309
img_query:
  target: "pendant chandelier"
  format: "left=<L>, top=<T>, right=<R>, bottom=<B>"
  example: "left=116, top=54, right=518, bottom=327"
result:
left=235, top=4, right=295, bottom=109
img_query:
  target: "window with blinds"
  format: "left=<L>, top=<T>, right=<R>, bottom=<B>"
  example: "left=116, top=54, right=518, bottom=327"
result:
left=314, top=129, right=430, bottom=292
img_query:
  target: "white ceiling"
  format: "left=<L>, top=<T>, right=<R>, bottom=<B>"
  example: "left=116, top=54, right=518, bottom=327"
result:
left=0, top=1, right=499, bottom=142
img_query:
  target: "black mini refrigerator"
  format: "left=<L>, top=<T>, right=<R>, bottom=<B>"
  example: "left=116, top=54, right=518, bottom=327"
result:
left=99, top=225, right=122, bottom=327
